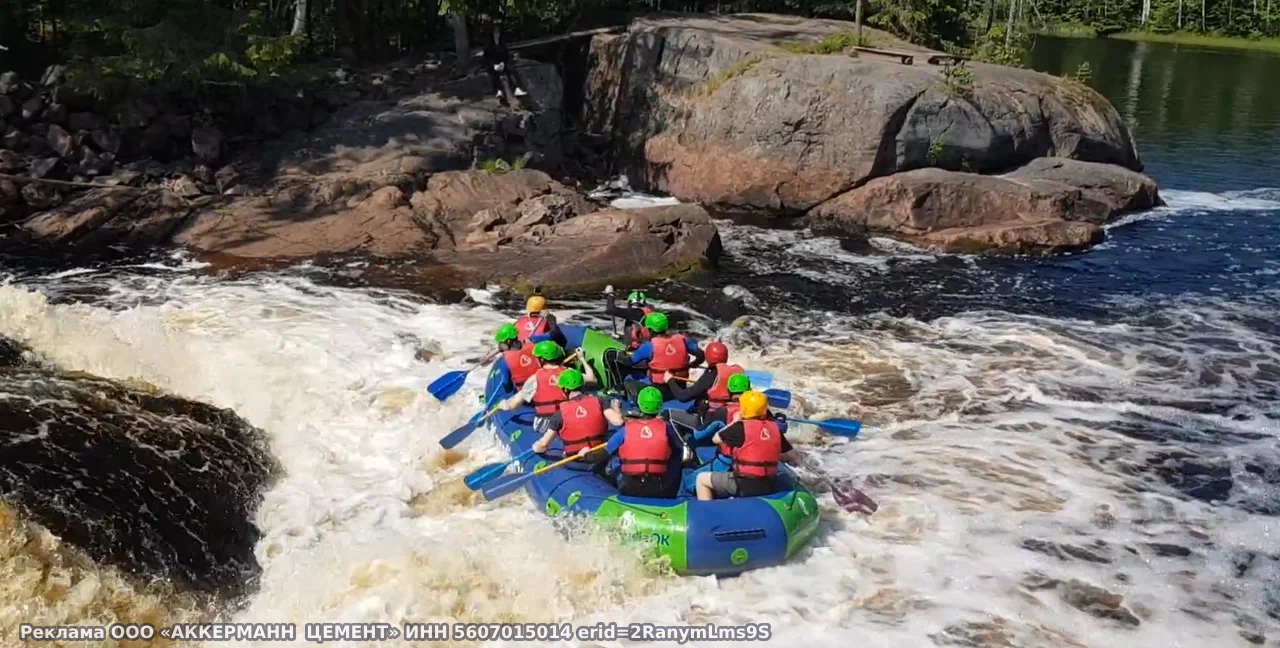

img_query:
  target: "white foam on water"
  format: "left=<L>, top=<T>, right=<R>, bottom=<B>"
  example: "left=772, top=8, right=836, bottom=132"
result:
left=0, top=268, right=1277, bottom=647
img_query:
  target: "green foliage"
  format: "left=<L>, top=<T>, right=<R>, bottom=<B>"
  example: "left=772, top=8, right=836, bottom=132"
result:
left=939, top=58, right=975, bottom=95
left=1072, top=60, right=1092, bottom=83
left=926, top=138, right=945, bottom=165
left=701, top=53, right=768, bottom=96
left=478, top=154, right=529, bottom=173
left=868, top=0, right=971, bottom=49
left=777, top=31, right=869, bottom=54
left=970, top=25, right=1028, bottom=67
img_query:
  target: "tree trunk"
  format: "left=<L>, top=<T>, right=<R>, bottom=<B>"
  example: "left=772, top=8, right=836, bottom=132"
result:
left=855, top=0, right=864, bottom=40
left=448, top=14, right=470, bottom=65
left=985, top=0, right=996, bottom=32
left=1142, top=0, right=1152, bottom=23
left=291, top=0, right=308, bottom=36
left=1179, top=0, right=1184, bottom=28
left=1006, top=0, right=1018, bottom=45
left=1202, top=0, right=1206, bottom=30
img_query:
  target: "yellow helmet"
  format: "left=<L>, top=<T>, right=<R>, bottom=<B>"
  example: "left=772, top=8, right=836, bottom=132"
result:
left=526, top=295, right=546, bottom=313
left=739, top=390, right=768, bottom=419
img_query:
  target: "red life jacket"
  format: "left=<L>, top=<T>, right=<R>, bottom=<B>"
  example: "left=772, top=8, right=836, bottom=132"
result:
left=627, top=306, right=655, bottom=350
left=530, top=366, right=567, bottom=416
left=706, top=363, right=745, bottom=404
left=502, top=347, right=539, bottom=388
left=647, top=334, right=691, bottom=382
left=556, top=396, right=608, bottom=455
left=618, top=418, right=671, bottom=476
left=515, top=314, right=549, bottom=343
left=732, top=419, right=781, bottom=479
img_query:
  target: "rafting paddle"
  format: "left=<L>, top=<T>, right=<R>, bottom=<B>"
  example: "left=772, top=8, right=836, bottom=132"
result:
left=464, top=449, right=535, bottom=490
left=440, top=403, right=503, bottom=449
left=427, top=351, right=498, bottom=402
left=481, top=443, right=608, bottom=501
left=763, top=388, right=791, bottom=409
left=744, top=370, right=773, bottom=389
left=788, top=417, right=863, bottom=438
left=796, top=460, right=878, bottom=515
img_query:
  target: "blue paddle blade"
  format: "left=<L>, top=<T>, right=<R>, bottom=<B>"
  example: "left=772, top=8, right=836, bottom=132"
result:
left=764, top=388, right=791, bottom=409
left=464, top=449, right=534, bottom=490
left=744, top=370, right=773, bottom=389
left=481, top=472, right=534, bottom=501
left=464, top=462, right=509, bottom=489
left=440, top=418, right=481, bottom=449
left=427, top=370, right=468, bottom=401
left=792, top=418, right=862, bottom=438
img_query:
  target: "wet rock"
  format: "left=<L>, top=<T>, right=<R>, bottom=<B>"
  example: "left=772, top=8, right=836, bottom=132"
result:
left=513, top=193, right=579, bottom=228
left=810, top=160, right=1160, bottom=254
left=20, top=96, right=45, bottom=121
left=1020, top=537, right=1112, bottom=564
left=40, top=64, right=66, bottom=87
left=30, top=157, right=59, bottom=178
left=110, top=99, right=153, bottom=129
left=78, top=147, right=106, bottom=176
left=46, top=124, right=75, bottom=158
left=0, top=95, right=14, bottom=118
left=21, top=182, right=60, bottom=209
left=214, top=165, right=240, bottom=193
left=170, top=175, right=205, bottom=198
left=1239, top=631, right=1264, bottom=644
left=0, top=178, right=19, bottom=204
left=0, top=71, right=21, bottom=94
left=191, top=164, right=214, bottom=185
left=191, top=126, right=223, bottom=163
left=92, top=128, right=123, bottom=154
left=929, top=620, right=1016, bottom=647
left=103, top=169, right=143, bottom=186
left=1059, top=579, right=1141, bottom=626
left=67, top=111, right=104, bottom=132
left=3, top=128, right=24, bottom=150
left=1144, top=542, right=1193, bottom=558
left=44, top=102, right=67, bottom=125
left=0, top=148, right=20, bottom=172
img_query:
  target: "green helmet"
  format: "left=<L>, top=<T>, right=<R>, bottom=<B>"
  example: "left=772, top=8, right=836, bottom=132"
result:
left=637, top=386, right=664, bottom=414
left=727, top=373, right=751, bottom=394
left=644, top=311, right=669, bottom=333
left=494, top=323, right=519, bottom=344
left=531, top=340, right=564, bottom=361
left=627, top=291, right=648, bottom=306
left=557, top=368, right=584, bottom=391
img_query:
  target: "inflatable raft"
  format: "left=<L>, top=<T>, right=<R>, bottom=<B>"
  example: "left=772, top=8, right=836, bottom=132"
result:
left=480, top=325, right=820, bottom=575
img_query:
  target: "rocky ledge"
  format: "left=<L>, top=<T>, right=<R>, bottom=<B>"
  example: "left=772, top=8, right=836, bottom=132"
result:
left=584, top=14, right=1163, bottom=253
left=5, top=58, right=719, bottom=290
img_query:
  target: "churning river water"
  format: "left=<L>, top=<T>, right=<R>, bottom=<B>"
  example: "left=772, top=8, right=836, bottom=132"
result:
left=0, top=35, right=1278, bottom=648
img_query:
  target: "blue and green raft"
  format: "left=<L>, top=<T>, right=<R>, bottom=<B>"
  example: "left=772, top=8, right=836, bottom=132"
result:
left=480, top=326, right=821, bottom=575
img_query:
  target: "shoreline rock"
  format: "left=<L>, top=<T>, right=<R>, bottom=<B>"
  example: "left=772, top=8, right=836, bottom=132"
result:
left=583, top=13, right=1161, bottom=253
left=809, top=158, right=1162, bottom=254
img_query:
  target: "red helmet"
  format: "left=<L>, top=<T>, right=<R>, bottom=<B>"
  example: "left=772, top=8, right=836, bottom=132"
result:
left=705, top=341, right=728, bottom=365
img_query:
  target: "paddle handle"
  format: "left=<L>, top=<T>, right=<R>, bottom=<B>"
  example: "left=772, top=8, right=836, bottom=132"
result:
left=534, top=443, right=608, bottom=475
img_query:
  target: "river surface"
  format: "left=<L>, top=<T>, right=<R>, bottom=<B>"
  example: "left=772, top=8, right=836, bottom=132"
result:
left=1, top=37, right=1278, bottom=647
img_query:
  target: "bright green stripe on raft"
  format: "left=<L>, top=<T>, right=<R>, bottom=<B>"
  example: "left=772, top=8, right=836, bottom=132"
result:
left=579, top=328, right=625, bottom=390
left=595, top=498, right=689, bottom=573
left=765, top=488, right=821, bottom=559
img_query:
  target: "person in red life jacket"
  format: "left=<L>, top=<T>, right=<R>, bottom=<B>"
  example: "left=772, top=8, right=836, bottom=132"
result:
left=695, top=390, right=799, bottom=500
left=494, top=323, right=538, bottom=390
left=602, top=285, right=655, bottom=350
left=593, top=386, right=683, bottom=498
left=619, top=311, right=704, bottom=400
left=500, top=341, right=596, bottom=432
left=515, top=295, right=567, bottom=347
left=530, top=368, right=625, bottom=476
left=665, top=341, right=744, bottom=417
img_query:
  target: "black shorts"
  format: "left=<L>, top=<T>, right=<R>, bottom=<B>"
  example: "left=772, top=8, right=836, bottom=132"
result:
left=618, top=473, right=675, bottom=498
left=710, top=472, right=777, bottom=498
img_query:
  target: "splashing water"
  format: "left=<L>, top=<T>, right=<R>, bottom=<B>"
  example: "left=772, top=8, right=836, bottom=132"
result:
left=0, top=186, right=1277, bottom=646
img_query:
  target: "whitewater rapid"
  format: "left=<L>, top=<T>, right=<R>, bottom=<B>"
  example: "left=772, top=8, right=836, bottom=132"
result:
left=1, top=187, right=1278, bottom=647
